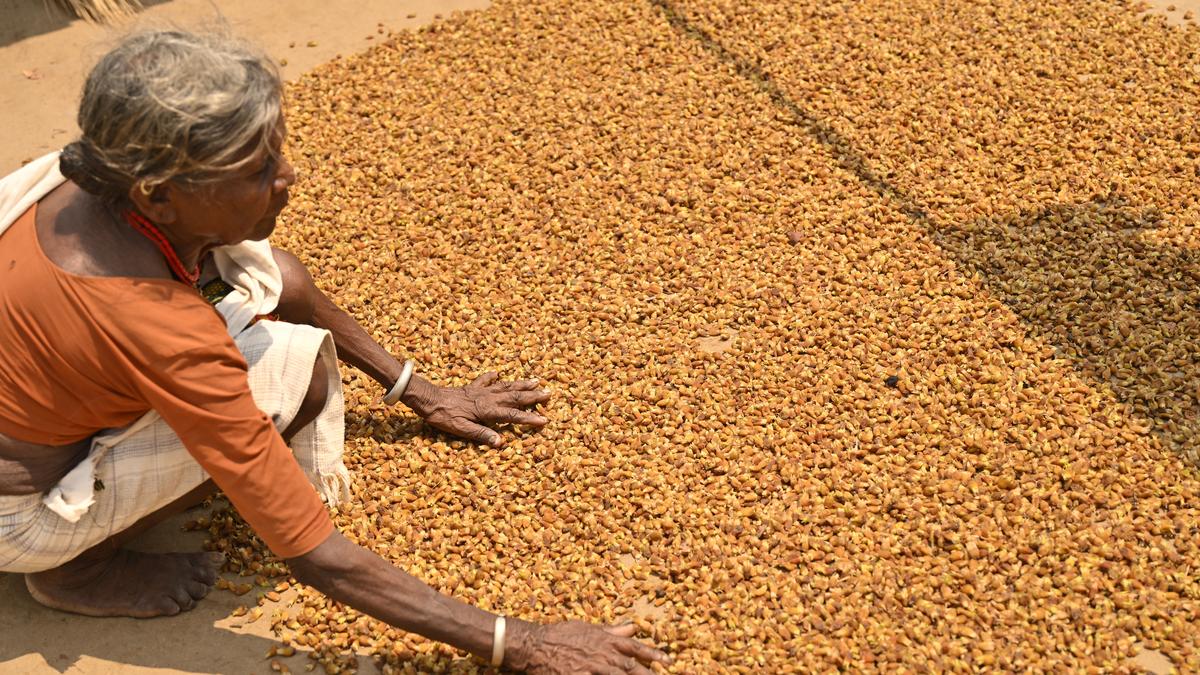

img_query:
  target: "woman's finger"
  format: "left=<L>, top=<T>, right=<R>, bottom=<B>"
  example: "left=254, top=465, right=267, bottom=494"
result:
left=499, top=389, right=551, bottom=408
left=452, top=420, right=503, bottom=448
left=489, top=378, right=541, bottom=392
left=606, top=653, right=642, bottom=672
left=470, top=372, right=500, bottom=387
left=615, top=657, right=654, bottom=675
left=603, top=623, right=639, bottom=638
left=616, top=637, right=672, bottom=665
left=484, top=407, right=549, bottom=427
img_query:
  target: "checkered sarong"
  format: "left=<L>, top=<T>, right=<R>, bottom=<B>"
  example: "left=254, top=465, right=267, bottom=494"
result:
left=0, top=320, right=346, bottom=573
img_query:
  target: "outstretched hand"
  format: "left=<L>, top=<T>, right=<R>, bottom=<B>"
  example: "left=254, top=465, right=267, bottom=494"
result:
left=514, top=621, right=673, bottom=675
left=402, top=372, right=549, bottom=447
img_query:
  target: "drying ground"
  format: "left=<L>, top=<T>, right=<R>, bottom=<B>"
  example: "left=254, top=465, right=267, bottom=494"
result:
left=194, top=0, right=1200, bottom=672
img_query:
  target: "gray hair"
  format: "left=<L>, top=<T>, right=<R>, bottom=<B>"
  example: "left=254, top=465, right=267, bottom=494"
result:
left=59, top=29, right=283, bottom=206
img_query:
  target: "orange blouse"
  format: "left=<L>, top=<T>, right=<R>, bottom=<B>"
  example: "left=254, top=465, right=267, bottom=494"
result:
left=0, top=203, right=332, bottom=558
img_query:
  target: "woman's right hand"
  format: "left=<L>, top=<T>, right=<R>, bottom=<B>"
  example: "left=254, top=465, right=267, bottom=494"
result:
left=511, top=621, right=673, bottom=674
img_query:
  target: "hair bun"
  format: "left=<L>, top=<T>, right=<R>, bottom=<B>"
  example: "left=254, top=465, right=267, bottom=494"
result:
left=59, top=139, right=130, bottom=205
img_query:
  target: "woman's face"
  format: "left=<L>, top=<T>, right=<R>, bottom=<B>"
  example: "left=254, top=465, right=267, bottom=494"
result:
left=169, top=124, right=295, bottom=247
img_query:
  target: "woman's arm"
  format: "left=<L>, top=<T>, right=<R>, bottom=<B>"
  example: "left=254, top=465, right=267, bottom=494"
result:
left=274, top=248, right=549, bottom=447
left=288, top=531, right=525, bottom=662
left=288, top=531, right=672, bottom=674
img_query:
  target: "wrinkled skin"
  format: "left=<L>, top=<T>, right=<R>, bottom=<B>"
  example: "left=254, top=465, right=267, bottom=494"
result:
left=404, top=372, right=550, bottom=447
left=518, top=622, right=674, bottom=675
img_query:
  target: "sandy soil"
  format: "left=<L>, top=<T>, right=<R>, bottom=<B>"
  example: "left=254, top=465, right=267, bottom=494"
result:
left=1145, top=0, right=1200, bottom=25
left=0, top=1, right=1192, bottom=674
left=0, top=3, right=484, bottom=673
left=0, top=508, right=312, bottom=675
left=0, top=0, right=487, bottom=174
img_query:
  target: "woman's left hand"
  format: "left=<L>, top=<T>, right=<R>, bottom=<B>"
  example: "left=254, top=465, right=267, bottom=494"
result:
left=400, top=372, right=549, bottom=447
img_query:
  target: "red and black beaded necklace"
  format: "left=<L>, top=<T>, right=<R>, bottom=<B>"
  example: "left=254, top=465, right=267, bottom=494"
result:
left=121, top=210, right=201, bottom=286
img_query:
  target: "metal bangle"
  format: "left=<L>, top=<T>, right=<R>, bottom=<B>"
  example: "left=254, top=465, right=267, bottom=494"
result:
left=382, top=359, right=415, bottom=405
left=491, top=615, right=507, bottom=668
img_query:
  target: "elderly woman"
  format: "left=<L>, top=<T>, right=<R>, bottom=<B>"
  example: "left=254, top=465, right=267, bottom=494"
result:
left=0, top=30, right=670, bottom=674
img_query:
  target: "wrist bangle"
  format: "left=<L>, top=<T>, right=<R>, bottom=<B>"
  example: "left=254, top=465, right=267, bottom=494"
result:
left=491, top=615, right=506, bottom=668
left=383, top=359, right=415, bottom=405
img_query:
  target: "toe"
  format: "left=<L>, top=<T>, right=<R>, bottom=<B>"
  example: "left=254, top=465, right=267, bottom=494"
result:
left=192, top=555, right=223, bottom=584
left=185, top=580, right=211, bottom=600
left=191, top=565, right=217, bottom=586
left=143, top=595, right=182, bottom=618
left=169, top=589, right=196, bottom=613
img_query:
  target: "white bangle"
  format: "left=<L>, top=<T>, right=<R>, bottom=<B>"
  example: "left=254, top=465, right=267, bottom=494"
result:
left=491, top=615, right=506, bottom=668
left=382, top=359, right=415, bottom=405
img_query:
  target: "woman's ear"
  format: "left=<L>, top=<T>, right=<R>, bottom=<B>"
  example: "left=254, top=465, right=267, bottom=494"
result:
left=126, top=181, right=179, bottom=224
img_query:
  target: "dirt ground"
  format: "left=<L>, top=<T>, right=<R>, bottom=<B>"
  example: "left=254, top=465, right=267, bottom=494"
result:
left=0, top=0, right=1197, bottom=673
left=0, top=0, right=488, bottom=174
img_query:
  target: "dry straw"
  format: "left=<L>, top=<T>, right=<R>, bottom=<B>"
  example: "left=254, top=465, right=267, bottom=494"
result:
left=44, top=0, right=142, bottom=24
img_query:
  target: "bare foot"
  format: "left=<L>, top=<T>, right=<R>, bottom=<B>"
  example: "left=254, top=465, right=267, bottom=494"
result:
left=25, top=549, right=223, bottom=618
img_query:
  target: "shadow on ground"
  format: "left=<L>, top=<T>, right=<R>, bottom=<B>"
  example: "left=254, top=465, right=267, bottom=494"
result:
left=651, top=0, right=1200, bottom=471
left=937, top=199, right=1200, bottom=466
left=0, top=510, right=294, bottom=674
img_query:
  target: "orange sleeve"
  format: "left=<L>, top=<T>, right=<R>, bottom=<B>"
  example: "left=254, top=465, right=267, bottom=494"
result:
left=139, top=342, right=334, bottom=558
left=93, top=290, right=334, bottom=559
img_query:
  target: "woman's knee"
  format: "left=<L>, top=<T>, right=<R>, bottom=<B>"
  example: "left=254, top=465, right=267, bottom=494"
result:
left=271, top=248, right=317, bottom=324
left=304, top=357, right=330, bottom=413
left=284, top=357, right=330, bottom=440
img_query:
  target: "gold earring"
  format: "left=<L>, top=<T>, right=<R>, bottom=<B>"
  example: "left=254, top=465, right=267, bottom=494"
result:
left=138, top=182, right=154, bottom=196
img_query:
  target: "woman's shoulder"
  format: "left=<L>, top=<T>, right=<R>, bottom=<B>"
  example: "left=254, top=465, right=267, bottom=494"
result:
left=35, top=182, right=177, bottom=282
left=25, top=185, right=237, bottom=357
